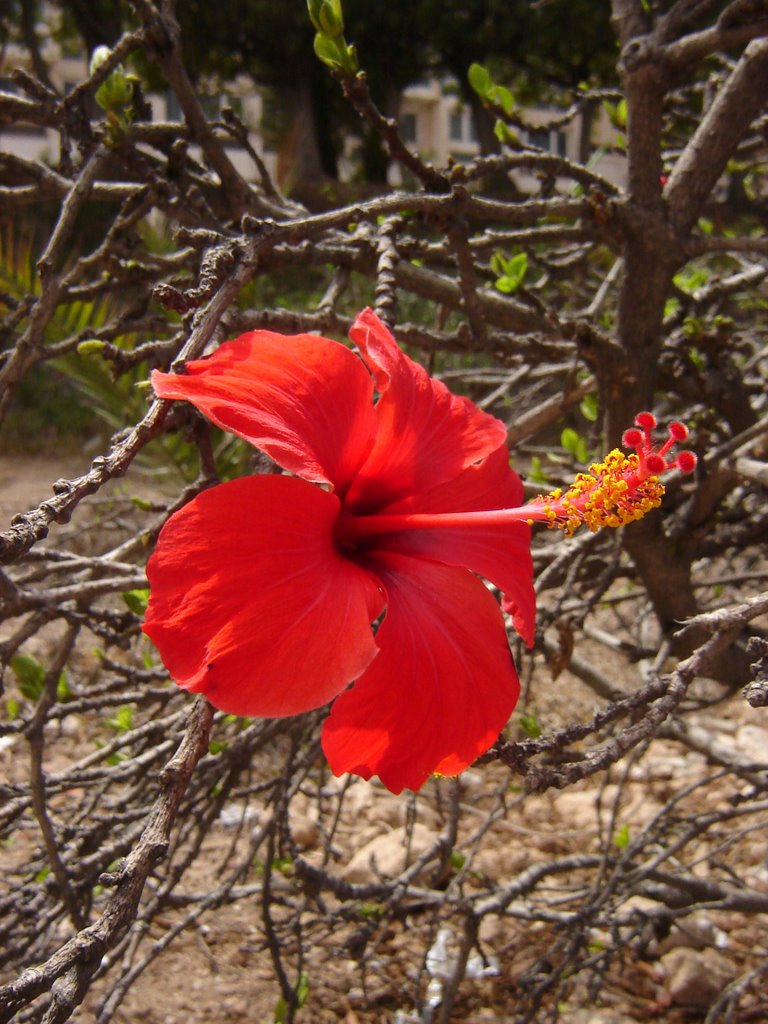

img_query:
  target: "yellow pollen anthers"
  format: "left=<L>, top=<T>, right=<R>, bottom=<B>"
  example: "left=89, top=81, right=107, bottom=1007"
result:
left=535, top=450, right=665, bottom=535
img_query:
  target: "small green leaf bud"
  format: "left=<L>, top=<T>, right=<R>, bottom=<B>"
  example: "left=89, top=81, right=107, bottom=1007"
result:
left=89, top=45, right=113, bottom=76
left=307, top=0, right=344, bottom=39
left=77, top=339, right=106, bottom=355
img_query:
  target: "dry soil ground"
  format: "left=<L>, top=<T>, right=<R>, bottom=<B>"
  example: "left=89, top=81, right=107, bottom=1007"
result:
left=1, top=452, right=767, bottom=1024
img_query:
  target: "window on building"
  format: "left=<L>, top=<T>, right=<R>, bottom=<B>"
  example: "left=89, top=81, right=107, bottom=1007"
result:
left=166, top=90, right=181, bottom=121
left=400, top=112, right=417, bottom=143
left=528, top=129, right=550, bottom=151
left=527, top=127, right=567, bottom=158
left=449, top=107, right=478, bottom=146
left=198, top=93, right=221, bottom=120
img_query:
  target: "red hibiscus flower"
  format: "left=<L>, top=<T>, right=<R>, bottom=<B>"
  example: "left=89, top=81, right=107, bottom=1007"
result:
left=143, top=309, right=695, bottom=794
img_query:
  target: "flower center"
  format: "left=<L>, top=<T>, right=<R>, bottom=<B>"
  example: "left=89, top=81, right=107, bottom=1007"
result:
left=337, top=414, right=697, bottom=545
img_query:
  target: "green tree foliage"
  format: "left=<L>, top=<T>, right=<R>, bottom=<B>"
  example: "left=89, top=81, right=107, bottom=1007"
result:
left=422, top=0, right=616, bottom=157
left=422, top=0, right=615, bottom=92
left=39, top=0, right=617, bottom=186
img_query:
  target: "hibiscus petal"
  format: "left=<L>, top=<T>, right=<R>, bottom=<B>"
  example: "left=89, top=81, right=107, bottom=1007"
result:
left=344, top=309, right=508, bottom=512
left=381, top=441, right=525, bottom=514
left=374, top=446, right=536, bottom=646
left=152, top=331, right=376, bottom=493
left=143, top=475, right=384, bottom=717
left=321, top=551, right=520, bottom=794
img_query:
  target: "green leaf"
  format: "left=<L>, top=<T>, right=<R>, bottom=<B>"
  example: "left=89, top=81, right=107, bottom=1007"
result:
left=313, top=32, right=357, bottom=73
left=359, top=901, right=383, bottom=918
left=712, top=314, right=734, bottom=332
left=493, top=251, right=527, bottom=294
left=493, top=119, right=518, bottom=146
left=77, top=340, right=106, bottom=356
left=508, top=252, right=527, bottom=278
left=580, top=394, right=599, bottom=422
left=313, top=32, right=342, bottom=67
left=106, top=705, right=133, bottom=732
left=468, top=62, right=491, bottom=98
left=122, top=589, right=149, bottom=615
left=10, top=653, right=46, bottom=701
left=529, top=455, right=548, bottom=485
left=682, top=316, right=703, bottom=339
left=272, top=855, right=294, bottom=876
left=6, top=697, right=20, bottom=719
left=490, top=84, right=514, bottom=115
left=449, top=850, right=466, bottom=869
left=687, top=346, right=705, bottom=369
left=273, top=996, right=288, bottom=1024
left=489, top=251, right=505, bottom=277
left=94, top=66, right=134, bottom=115
left=519, top=713, right=542, bottom=739
left=613, top=823, right=630, bottom=849
left=56, top=670, right=72, bottom=703
left=296, top=972, right=310, bottom=1009
left=674, top=267, right=709, bottom=294
left=560, top=427, right=581, bottom=456
left=273, top=970, right=310, bottom=1023
left=307, top=0, right=344, bottom=37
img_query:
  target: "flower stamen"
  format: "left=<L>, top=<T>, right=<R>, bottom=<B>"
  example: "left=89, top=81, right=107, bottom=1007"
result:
left=533, top=413, right=697, bottom=535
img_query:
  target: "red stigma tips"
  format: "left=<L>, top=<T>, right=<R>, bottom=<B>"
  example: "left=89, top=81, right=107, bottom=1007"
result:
left=622, top=412, right=697, bottom=480
left=535, top=412, right=696, bottom=536
left=622, top=428, right=643, bottom=448
left=676, top=450, right=697, bottom=474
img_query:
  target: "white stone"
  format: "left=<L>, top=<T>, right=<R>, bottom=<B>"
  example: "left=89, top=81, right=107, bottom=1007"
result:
left=660, top=947, right=735, bottom=1007
left=342, top=823, right=436, bottom=883
left=290, top=812, right=319, bottom=849
left=657, top=912, right=727, bottom=954
left=735, top=724, right=768, bottom=764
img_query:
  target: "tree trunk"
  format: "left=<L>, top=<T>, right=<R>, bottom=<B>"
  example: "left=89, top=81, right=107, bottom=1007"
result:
left=276, top=77, right=331, bottom=193
left=603, top=22, right=751, bottom=683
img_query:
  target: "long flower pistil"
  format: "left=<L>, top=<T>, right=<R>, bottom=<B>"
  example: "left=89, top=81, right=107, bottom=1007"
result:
left=338, top=413, right=697, bottom=544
